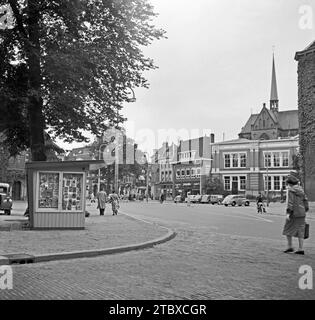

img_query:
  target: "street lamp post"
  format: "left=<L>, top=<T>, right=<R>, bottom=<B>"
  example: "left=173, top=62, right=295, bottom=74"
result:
left=97, top=143, right=108, bottom=193
left=266, top=153, right=270, bottom=207
left=114, top=143, right=119, bottom=193
left=143, top=152, right=150, bottom=202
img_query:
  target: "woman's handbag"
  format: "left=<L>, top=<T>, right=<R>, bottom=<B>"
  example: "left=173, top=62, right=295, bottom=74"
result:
left=304, top=223, right=310, bottom=239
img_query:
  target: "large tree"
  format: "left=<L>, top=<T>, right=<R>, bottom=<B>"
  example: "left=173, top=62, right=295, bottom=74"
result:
left=0, top=0, right=165, bottom=160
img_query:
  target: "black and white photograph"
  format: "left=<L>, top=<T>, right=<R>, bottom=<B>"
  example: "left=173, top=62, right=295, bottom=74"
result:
left=0, top=0, right=315, bottom=310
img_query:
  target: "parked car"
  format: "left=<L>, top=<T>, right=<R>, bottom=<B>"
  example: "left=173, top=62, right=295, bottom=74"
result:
left=210, top=194, right=223, bottom=205
left=200, top=195, right=211, bottom=203
left=222, top=195, right=250, bottom=207
left=174, top=195, right=184, bottom=203
left=191, top=195, right=202, bottom=203
left=0, top=183, right=12, bottom=215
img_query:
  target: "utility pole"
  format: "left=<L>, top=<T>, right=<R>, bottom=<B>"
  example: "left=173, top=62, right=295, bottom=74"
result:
left=114, top=142, right=119, bottom=193
left=266, top=154, right=269, bottom=207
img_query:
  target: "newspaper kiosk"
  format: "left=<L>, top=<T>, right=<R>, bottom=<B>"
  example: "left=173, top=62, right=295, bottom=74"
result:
left=26, top=160, right=103, bottom=229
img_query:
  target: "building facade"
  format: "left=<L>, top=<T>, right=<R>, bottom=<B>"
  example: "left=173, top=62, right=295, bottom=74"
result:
left=172, top=135, right=214, bottom=197
left=239, top=54, right=299, bottom=141
left=151, top=142, right=177, bottom=200
left=211, top=136, right=299, bottom=197
left=295, top=40, right=315, bottom=201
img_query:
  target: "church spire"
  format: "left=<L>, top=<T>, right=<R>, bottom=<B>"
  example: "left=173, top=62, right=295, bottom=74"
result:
left=270, top=52, right=279, bottom=112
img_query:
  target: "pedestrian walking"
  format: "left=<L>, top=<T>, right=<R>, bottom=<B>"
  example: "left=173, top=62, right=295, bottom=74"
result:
left=97, top=186, right=107, bottom=216
left=160, top=191, right=165, bottom=204
left=187, top=191, right=191, bottom=207
left=90, top=192, right=95, bottom=203
left=109, top=190, right=120, bottom=215
left=282, top=174, right=309, bottom=255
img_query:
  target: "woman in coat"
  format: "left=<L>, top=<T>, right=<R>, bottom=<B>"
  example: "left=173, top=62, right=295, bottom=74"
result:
left=283, top=174, right=309, bottom=255
left=97, top=186, right=107, bottom=216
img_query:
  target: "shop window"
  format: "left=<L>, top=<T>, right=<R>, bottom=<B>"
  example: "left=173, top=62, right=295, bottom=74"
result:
left=62, top=174, right=83, bottom=211
left=38, top=173, right=59, bottom=209
left=37, top=171, right=84, bottom=212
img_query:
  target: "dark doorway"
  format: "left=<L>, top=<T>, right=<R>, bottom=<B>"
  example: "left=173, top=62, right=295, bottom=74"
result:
left=231, top=181, right=238, bottom=195
left=12, top=181, right=22, bottom=200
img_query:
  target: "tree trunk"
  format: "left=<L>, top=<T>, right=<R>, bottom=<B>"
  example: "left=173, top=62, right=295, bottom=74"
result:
left=27, top=0, right=46, bottom=161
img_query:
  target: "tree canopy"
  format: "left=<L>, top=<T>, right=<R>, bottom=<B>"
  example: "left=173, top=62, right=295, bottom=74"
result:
left=0, top=0, right=165, bottom=160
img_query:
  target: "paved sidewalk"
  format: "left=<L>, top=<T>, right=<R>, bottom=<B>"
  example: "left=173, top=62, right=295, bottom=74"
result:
left=0, top=201, right=168, bottom=257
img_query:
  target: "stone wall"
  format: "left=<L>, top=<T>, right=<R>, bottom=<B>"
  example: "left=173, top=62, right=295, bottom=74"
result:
left=296, top=47, right=315, bottom=201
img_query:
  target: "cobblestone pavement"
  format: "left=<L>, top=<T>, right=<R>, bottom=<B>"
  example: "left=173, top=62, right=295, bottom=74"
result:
left=0, top=202, right=167, bottom=255
left=0, top=202, right=314, bottom=300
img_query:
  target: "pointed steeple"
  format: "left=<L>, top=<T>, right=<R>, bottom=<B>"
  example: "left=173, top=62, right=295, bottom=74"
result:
left=270, top=53, right=279, bottom=112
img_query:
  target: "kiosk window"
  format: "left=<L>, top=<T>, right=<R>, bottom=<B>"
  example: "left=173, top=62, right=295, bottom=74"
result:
left=38, top=173, right=60, bottom=208
left=62, top=174, right=83, bottom=211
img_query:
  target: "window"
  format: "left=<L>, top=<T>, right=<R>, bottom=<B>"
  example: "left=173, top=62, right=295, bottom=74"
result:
left=191, top=168, right=196, bottom=177
left=224, top=154, right=230, bottom=168
left=264, top=151, right=290, bottom=168
left=240, top=176, right=246, bottom=190
left=232, top=154, right=238, bottom=168
left=62, top=174, right=83, bottom=211
left=273, top=152, right=280, bottom=167
left=196, top=168, right=201, bottom=176
left=282, top=176, right=287, bottom=190
left=38, top=173, right=60, bottom=209
left=240, top=153, right=247, bottom=168
left=282, top=152, right=289, bottom=167
left=37, top=171, right=84, bottom=212
left=181, top=169, right=185, bottom=177
left=264, top=176, right=272, bottom=191
left=224, top=153, right=246, bottom=168
left=274, top=176, right=280, bottom=191
left=264, top=153, right=271, bottom=167
left=176, top=169, right=180, bottom=178
left=186, top=169, right=190, bottom=177
left=224, top=177, right=231, bottom=191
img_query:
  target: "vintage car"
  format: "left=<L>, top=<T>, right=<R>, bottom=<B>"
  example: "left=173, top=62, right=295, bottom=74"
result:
left=0, top=183, right=13, bottom=215
left=190, top=194, right=202, bottom=203
left=210, top=194, right=223, bottom=205
left=222, top=194, right=250, bottom=207
left=200, top=195, right=211, bottom=203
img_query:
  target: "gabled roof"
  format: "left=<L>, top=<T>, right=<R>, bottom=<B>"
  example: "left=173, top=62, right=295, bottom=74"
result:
left=240, top=108, right=299, bottom=134
left=240, top=114, right=258, bottom=133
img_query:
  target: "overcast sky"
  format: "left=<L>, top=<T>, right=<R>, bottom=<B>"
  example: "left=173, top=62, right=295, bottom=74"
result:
left=59, top=0, right=315, bottom=155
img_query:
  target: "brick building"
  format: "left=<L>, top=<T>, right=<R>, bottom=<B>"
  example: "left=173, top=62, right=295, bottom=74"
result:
left=211, top=136, right=299, bottom=197
left=172, top=135, right=214, bottom=197
left=151, top=142, right=177, bottom=200
left=239, top=55, right=299, bottom=141
left=211, top=54, right=300, bottom=197
left=295, top=40, right=315, bottom=201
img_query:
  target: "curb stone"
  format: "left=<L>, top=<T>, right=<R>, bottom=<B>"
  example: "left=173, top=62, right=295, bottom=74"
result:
left=0, top=215, right=176, bottom=265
